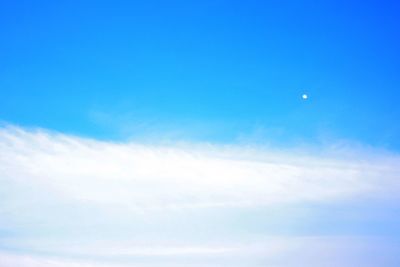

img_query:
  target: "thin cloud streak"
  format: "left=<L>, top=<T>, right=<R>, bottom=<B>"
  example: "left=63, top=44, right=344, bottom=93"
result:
left=1, top=236, right=400, bottom=267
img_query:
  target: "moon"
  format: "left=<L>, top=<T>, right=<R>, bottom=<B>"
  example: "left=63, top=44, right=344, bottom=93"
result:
left=302, top=94, right=308, bottom=100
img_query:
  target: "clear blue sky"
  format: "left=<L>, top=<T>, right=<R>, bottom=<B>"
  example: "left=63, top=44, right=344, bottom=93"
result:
left=1, top=0, right=400, bottom=147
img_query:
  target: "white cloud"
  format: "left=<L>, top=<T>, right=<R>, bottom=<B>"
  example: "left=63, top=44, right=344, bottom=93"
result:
left=1, top=236, right=399, bottom=267
left=0, top=251, right=127, bottom=267
left=0, top=125, right=399, bottom=211
left=1, top=125, right=400, bottom=266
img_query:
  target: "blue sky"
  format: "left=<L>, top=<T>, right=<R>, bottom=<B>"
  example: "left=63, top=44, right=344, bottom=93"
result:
left=1, top=0, right=400, bottom=146
left=1, top=1, right=400, bottom=267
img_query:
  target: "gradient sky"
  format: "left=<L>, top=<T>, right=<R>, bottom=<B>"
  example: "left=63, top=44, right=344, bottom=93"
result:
left=1, top=0, right=400, bottom=146
left=1, top=1, right=400, bottom=267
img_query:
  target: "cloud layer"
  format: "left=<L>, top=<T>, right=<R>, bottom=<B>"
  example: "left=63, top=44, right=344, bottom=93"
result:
left=1, top=125, right=400, bottom=266
left=1, top=125, right=399, bottom=209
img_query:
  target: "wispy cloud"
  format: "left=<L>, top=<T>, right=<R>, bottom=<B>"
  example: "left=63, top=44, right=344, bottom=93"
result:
left=1, top=125, right=399, bottom=210
left=1, top=125, right=400, bottom=266
left=1, top=236, right=400, bottom=267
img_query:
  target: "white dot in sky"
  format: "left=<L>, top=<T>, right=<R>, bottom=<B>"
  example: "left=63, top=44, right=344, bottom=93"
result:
left=302, top=94, right=308, bottom=100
